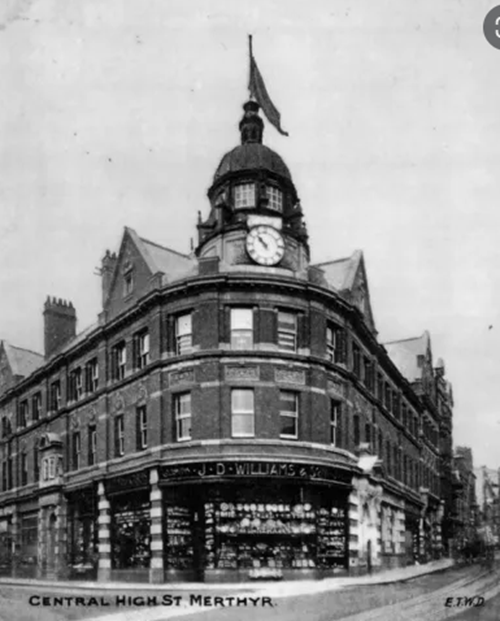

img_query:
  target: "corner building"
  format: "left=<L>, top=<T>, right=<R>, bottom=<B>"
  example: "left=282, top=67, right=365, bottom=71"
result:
left=0, top=100, right=451, bottom=582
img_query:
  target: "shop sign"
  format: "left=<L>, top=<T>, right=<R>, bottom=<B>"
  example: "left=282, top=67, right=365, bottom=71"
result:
left=159, top=461, right=352, bottom=485
left=106, top=470, right=149, bottom=495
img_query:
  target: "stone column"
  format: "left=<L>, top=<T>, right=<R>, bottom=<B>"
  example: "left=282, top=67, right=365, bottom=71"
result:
left=149, top=468, right=164, bottom=583
left=347, top=490, right=360, bottom=573
left=10, top=507, right=19, bottom=578
left=56, top=495, right=69, bottom=579
left=97, top=481, right=111, bottom=581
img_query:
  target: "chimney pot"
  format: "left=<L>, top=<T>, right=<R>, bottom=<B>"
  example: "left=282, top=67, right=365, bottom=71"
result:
left=43, top=296, right=77, bottom=358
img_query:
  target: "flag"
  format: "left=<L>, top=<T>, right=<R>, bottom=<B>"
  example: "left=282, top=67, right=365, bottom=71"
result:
left=248, top=49, right=288, bottom=137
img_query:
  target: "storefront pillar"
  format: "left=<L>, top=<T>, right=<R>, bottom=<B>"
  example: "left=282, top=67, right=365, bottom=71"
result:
left=149, top=468, right=164, bottom=583
left=97, top=481, right=111, bottom=581
left=347, top=493, right=360, bottom=573
left=56, top=495, right=69, bottom=579
left=10, top=507, right=19, bottom=578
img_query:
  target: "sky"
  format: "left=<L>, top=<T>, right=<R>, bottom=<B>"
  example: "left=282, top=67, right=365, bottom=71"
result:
left=0, top=0, right=499, bottom=469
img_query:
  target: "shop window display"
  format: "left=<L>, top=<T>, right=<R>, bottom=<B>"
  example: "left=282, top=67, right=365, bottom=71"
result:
left=164, top=504, right=194, bottom=570
left=203, top=487, right=348, bottom=572
left=110, top=492, right=151, bottom=569
left=68, top=489, right=98, bottom=569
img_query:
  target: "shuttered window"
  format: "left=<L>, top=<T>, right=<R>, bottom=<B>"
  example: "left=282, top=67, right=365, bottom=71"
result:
left=230, top=308, right=253, bottom=350
left=279, top=391, right=299, bottom=439
left=277, top=311, right=297, bottom=352
left=231, top=389, right=254, bottom=438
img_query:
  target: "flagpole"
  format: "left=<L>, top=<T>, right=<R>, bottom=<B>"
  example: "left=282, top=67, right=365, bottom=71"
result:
left=248, top=34, right=254, bottom=100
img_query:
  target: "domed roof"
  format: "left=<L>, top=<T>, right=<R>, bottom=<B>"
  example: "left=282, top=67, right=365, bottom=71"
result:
left=213, top=142, right=292, bottom=182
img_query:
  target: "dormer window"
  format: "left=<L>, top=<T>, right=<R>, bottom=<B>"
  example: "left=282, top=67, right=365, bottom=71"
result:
left=123, top=270, right=134, bottom=297
left=234, top=183, right=256, bottom=209
left=266, top=186, right=283, bottom=212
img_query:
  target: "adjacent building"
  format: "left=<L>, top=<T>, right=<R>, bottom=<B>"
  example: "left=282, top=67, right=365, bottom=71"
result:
left=475, top=465, right=500, bottom=546
left=452, top=447, right=478, bottom=548
left=0, top=98, right=457, bottom=582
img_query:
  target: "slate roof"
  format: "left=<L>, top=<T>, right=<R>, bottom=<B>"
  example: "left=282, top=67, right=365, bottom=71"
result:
left=312, top=250, right=362, bottom=292
left=140, top=237, right=195, bottom=280
left=383, top=332, right=430, bottom=383
left=214, top=143, right=292, bottom=182
left=3, top=341, right=44, bottom=377
left=124, top=227, right=195, bottom=282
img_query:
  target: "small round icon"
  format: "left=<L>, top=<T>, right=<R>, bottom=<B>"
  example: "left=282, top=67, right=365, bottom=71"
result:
left=484, top=5, right=500, bottom=50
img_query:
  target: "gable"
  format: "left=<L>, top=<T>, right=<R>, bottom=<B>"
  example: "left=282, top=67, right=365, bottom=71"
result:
left=105, top=229, right=158, bottom=319
left=0, top=343, right=14, bottom=396
left=313, top=251, right=376, bottom=335
left=350, top=256, right=377, bottom=334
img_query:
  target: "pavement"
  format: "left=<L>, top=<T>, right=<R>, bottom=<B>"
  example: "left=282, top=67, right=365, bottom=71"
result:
left=0, top=557, right=454, bottom=595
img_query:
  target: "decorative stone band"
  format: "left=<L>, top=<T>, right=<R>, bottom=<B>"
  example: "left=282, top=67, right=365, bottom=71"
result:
left=149, top=468, right=163, bottom=575
left=97, top=482, right=111, bottom=570
left=275, top=368, right=306, bottom=385
left=348, top=497, right=360, bottom=565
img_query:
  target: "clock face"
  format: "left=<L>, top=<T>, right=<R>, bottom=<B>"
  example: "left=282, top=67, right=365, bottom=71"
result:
left=246, top=226, right=285, bottom=266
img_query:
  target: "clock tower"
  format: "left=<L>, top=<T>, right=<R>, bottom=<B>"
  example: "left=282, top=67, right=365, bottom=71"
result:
left=196, top=101, right=309, bottom=273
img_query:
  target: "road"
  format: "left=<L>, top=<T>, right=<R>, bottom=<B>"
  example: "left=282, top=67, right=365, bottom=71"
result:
left=0, top=562, right=499, bottom=621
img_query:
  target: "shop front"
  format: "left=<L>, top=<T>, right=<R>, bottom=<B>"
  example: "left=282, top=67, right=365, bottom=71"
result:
left=66, top=486, right=98, bottom=580
left=160, top=460, right=353, bottom=582
left=0, top=516, right=12, bottom=576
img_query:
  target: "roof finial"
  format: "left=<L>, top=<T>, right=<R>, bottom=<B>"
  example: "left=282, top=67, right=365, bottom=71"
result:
left=239, top=100, right=264, bottom=144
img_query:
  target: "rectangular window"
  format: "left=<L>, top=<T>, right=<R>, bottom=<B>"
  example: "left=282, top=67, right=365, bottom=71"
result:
left=69, top=368, right=83, bottom=401
left=32, top=393, right=41, bottom=422
left=72, top=431, right=81, bottom=470
left=402, top=402, right=408, bottom=429
left=174, top=393, right=192, bottom=441
left=50, top=380, right=62, bottom=412
left=175, top=313, right=193, bottom=355
left=123, top=270, right=134, bottom=297
left=266, top=186, right=283, bottom=212
left=230, top=308, right=253, bottom=350
left=112, top=342, right=127, bottom=381
left=326, top=324, right=345, bottom=363
left=88, top=425, right=97, bottom=466
left=363, top=358, right=374, bottom=391
left=2, top=460, right=7, bottom=491
left=277, top=311, right=297, bottom=352
left=136, top=405, right=148, bottom=449
left=384, top=384, right=391, bottom=411
left=33, top=445, right=39, bottom=482
left=365, top=422, right=371, bottom=446
left=19, top=400, right=28, bottom=428
left=378, top=429, right=383, bottom=459
left=352, top=343, right=361, bottom=377
left=48, top=457, right=55, bottom=479
left=85, top=359, right=99, bottom=393
left=21, top=452, right=28, bottom=486
left=231, top=389, right=254, bottom=438
left=353, top=415, right=360, bottom=447
left=279, top=391, right=299, bottom=439
left=386, top=441, right=392, bottom=474
left=377, top=373, right=384, bottom=401
left=393, top=391, right=400, bottom=419
left=234, top=183, right=256, bottom=209
left=330, top=401, right=340, bottom=446
left=134, top=329, right=150, bottom=369
left=114, top=415, right=125, bottom=457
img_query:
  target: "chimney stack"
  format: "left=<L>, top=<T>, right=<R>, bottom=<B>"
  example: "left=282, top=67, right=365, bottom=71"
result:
left=43, top=297, right=77, bottom=358
left=101, top=250, right=118, bottom=307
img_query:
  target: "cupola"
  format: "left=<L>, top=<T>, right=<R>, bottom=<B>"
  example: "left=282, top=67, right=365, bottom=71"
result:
left=196, top=100, right=308, bottom=256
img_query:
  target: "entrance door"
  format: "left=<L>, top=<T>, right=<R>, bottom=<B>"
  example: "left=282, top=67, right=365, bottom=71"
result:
left=46, top=513, right=57, bottom=574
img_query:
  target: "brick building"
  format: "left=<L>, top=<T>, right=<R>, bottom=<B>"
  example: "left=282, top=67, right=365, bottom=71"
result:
left=0, top=99, right=453, bottom=582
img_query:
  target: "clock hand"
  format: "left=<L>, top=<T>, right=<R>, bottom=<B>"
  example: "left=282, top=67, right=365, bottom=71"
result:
left=257, top=235, right=269, bottom=250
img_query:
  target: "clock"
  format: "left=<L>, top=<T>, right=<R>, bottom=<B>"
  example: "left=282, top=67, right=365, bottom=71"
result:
left=246, top=225, right=285, bottom=266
